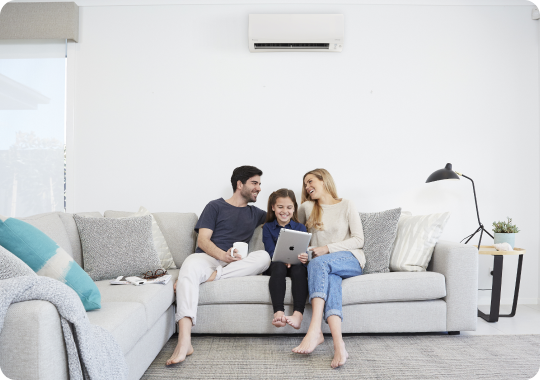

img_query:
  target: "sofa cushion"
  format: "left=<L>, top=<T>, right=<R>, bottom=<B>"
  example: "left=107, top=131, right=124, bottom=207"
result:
left=342, top=271, right=446, bottom=305
left=74, top=214, right=162, bottom=281
left=87, top=302, right=147, bottom=355
left=0, top=215, right=101, bottom=311
left=197, top=272, right=445, bottom=306
left=94, top=269, right=179, bottom=329
left=18, top=213, right=74, bottom=257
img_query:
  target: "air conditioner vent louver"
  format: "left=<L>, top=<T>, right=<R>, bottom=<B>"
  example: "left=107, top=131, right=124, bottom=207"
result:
left=255, top=43, right=329, bottom=50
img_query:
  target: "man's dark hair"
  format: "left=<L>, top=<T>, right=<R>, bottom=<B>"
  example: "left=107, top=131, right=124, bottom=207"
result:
left=231, top=166, right=263, bottom=191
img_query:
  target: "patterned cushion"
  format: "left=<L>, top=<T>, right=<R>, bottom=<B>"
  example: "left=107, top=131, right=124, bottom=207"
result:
left=0, top=215, right=101, bottom=310
left=360, top=208, right=401, bottom=274
left=0, top=245, right=37, bottom=280
left=389, top=212, right=451, bottom=272
left=108, top=207, right=176, bottom=270
left=74, top=214, right=162, bottom=281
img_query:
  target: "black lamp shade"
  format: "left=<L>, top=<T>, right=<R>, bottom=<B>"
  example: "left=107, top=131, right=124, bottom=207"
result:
left=426, top=163, right=460, bottom=183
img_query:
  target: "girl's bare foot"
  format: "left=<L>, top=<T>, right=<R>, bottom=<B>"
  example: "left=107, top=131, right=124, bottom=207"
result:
left=292, top=330, right=324, bottom=354
left=331, top=339, right=348, bottom=368
left=272, top=311, right=286, bottom=327
left=285, top=311, right=303, bottom=329
left=166, top=340, right=194, bottom=366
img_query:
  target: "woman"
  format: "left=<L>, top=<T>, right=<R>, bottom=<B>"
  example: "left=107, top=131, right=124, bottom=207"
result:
left=291, top=168, right=364, bottom=369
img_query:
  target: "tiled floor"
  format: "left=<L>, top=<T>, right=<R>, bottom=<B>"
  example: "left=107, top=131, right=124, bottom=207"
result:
left=461, top=304, right=540, bottom=336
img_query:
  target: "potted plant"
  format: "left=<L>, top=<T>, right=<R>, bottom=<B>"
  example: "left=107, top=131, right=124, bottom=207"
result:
left=492, top=217, right=520, bottom=249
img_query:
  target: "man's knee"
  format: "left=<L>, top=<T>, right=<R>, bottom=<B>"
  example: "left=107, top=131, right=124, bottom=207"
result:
left=249, top=250, right=271, bottom=270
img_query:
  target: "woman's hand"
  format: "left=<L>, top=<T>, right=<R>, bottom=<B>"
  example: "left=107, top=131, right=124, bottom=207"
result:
left=311, top=246, right=330, bottom=258
left=298, top=253, right=309, bottom=264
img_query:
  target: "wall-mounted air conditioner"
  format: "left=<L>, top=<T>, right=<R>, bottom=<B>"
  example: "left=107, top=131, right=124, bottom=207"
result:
left=248, top=14, right=344, bottom=53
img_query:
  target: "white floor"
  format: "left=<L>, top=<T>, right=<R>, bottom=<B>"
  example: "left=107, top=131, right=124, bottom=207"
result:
left=461, top=304, right=540, bottom=335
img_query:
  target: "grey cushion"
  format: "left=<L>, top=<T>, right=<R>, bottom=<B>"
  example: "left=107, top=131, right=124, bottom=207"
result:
left=105, top=211, right=198, bottom=268
left=94, top=268, right=179, bottom=329
left=360, top=207, right=401, bottom=274
left=86, top=301, right=147, bottom=355
left=0, top=245, right=37, bottom=280
left=73, top=214, right=162, bottom=281
left=57, top=212, right=103, bottom=268
left=248, top=225, right=265, bottom=253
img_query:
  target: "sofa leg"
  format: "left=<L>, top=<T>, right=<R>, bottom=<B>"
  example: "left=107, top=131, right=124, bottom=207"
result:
left=448, top=331, right=460, bottom=335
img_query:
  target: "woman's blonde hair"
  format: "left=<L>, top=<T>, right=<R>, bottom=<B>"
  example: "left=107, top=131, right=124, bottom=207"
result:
left=301, top=168, right=339, bottom=231
left=265, top=188, right=299, bottom=224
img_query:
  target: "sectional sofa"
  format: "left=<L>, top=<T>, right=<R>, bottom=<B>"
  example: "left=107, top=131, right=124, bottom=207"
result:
left=0, top=210, right=478, bottom=380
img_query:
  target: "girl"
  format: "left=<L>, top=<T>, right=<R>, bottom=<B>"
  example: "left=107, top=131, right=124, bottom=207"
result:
left=292, top=169, right=364, bottom=369
left=262, top=189, right=309, bottom=329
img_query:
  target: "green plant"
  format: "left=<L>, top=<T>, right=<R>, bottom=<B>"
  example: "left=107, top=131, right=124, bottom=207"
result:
left=492, top=217, right=520, bottom=234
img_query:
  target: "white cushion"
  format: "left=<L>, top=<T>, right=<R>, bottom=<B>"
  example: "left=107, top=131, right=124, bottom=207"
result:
left=389, top=212, right=450, bottom=272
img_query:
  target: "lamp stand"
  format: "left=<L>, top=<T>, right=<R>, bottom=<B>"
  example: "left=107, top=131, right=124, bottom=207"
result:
left=457, top=173, right=494, bottom=248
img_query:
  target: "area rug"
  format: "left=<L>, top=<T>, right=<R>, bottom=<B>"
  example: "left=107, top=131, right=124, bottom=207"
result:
left=141, top=334, right=540, bottom=379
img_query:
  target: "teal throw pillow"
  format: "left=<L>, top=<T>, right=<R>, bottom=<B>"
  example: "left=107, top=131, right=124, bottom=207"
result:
left=0, top=215, right=101, bottom=311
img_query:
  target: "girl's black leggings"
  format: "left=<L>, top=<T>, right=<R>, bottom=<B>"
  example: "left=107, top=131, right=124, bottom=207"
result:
left=265, top=261, right=308, bottom=314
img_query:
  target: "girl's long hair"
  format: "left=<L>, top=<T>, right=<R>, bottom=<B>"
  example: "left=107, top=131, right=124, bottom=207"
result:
left=301, top=168, right=339, bottom=231
left=265, top=189, right=300, bottom=224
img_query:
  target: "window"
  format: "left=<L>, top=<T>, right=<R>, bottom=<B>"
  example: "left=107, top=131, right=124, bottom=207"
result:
left=0, top=40, right=67, bottom=217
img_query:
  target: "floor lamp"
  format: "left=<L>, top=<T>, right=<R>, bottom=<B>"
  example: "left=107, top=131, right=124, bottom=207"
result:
left=426, top=163, right=494, bottom=249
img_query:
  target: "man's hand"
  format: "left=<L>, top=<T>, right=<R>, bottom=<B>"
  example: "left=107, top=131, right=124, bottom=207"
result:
left=221, top=247, right=242, bottom=263
left=298, top=253, right=309, bottom=264
left=311, top=246, right=329, bottom=258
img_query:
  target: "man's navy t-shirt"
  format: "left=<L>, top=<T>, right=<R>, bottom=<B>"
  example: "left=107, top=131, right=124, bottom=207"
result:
left=194, top=198, right=267, bottom=253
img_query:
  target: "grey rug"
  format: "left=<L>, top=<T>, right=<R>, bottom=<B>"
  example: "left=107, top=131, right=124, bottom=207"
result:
left=142, top=334, right=540, bottom=379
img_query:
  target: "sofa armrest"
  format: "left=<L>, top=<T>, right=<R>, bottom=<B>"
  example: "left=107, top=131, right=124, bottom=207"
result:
left=0, top=300, right=68, bottom=380
left=431, top=240, right=478, bottom=332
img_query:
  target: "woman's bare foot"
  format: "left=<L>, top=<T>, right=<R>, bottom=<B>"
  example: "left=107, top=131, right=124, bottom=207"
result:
left=166, top=339, right=194, bottom=366
left=272, top=311, right=286, bottom=327
left=205, top=270, right=217, bottom=282
left=285, top=311, right=303, bottom=329
left=331, top=339, right=348, bottom=368
left=292, top=330, right=324, bottom=354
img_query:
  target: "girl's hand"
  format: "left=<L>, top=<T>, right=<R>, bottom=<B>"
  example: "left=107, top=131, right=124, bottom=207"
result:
left=311, top=246, right=330, bottom=258
left=298, top=253, right=309, bottom=264
left=286, top=263, right=291, bottom=268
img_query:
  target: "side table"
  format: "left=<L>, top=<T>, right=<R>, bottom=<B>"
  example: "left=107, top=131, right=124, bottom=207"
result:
left=476, top=245, right=525, bottom=323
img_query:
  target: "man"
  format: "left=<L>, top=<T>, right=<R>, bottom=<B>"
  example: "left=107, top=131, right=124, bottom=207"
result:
left=166, top=165, right=270, bottom=365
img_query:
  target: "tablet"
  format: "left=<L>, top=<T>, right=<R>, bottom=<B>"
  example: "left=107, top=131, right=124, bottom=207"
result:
left=272, top=228, right=312, bottom=265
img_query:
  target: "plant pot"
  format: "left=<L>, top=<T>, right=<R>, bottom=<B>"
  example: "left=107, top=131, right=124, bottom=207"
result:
left=494, top=233, right=515, bottom=249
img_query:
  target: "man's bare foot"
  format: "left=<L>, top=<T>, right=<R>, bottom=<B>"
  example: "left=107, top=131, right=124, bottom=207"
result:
left=205, top=270, right=217, bottom=282
left=165, top=340, right=194, bottom=366
left=285, top=311, right=303, bottom=329
left=272, top=311, right=286, bottom=327
left=173, top=279, right=177, bottom=292
left=331, top=339, right=348, bottom=368
left=292, top=330, right=324, bottom=354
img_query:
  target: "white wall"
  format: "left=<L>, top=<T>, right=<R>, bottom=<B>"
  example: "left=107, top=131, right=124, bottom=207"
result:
left=66, top=2, right=539, bottom=305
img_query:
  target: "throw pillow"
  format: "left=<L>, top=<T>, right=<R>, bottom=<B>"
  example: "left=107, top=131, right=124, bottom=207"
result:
left=117, top=206, right=176, bottom=269
left=74, top=214, right=162, bottom=281
left=389, top=211, right=451, bottom=272
left=0, top=215, right=101, bottom=310
left=360, top=207, right=401, bottom=274
left=0, top=245, right=37, bottom=280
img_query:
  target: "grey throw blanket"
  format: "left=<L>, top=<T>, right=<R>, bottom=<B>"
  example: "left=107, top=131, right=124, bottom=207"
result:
left=0, top=276, right=128, bottom=380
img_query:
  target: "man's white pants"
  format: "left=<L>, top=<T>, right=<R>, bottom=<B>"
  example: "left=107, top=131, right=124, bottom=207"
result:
left=175, top=250, right=270, bottom=325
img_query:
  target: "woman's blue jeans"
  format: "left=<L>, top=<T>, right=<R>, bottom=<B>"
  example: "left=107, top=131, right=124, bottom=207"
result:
left=308, top=251, right=363, bottom=322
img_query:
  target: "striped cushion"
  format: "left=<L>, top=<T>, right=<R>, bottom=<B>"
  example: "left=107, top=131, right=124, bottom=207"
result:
left=389, top=212, right=450, bottom=272
left=0, top=215, right=101, bottom=310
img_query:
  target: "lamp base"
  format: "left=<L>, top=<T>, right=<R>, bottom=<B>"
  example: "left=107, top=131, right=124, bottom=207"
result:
left=461, top=224, right=494, bottom=249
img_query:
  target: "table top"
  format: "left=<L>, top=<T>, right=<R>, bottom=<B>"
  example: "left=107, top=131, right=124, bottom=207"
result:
left=474, top=245, right=525, bottom=256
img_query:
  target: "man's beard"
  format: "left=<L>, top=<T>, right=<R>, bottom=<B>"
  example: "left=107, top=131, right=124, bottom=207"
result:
left=241, top=187, right=257, bottom=203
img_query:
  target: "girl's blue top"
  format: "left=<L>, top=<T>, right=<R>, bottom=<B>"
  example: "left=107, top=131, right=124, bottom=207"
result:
left=262, top=219, right=307, bottom=259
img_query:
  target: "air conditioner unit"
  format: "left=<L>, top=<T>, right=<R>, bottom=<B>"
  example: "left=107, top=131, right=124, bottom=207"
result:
left=248, top=14, right=344, bottom=53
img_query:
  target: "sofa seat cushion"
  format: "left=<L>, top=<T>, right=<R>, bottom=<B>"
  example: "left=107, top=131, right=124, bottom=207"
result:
left=94, top=269, right=179, bottom=328
left=87, top=302, right=147, bottom=355
left=342, top=271, right=446, bottom=306
left=198, top=272, right=445, bottom=306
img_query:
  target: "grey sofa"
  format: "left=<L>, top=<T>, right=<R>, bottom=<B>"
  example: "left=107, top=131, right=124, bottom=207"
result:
left=0, top=210, right=478, bottom=380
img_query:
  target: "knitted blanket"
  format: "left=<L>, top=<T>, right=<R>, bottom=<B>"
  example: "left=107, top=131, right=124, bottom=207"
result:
left=0, top=276, right=128, bottom=380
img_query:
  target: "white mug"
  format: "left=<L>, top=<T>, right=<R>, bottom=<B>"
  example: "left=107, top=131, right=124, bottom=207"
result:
left=231, top=242, right=249, bottom=258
